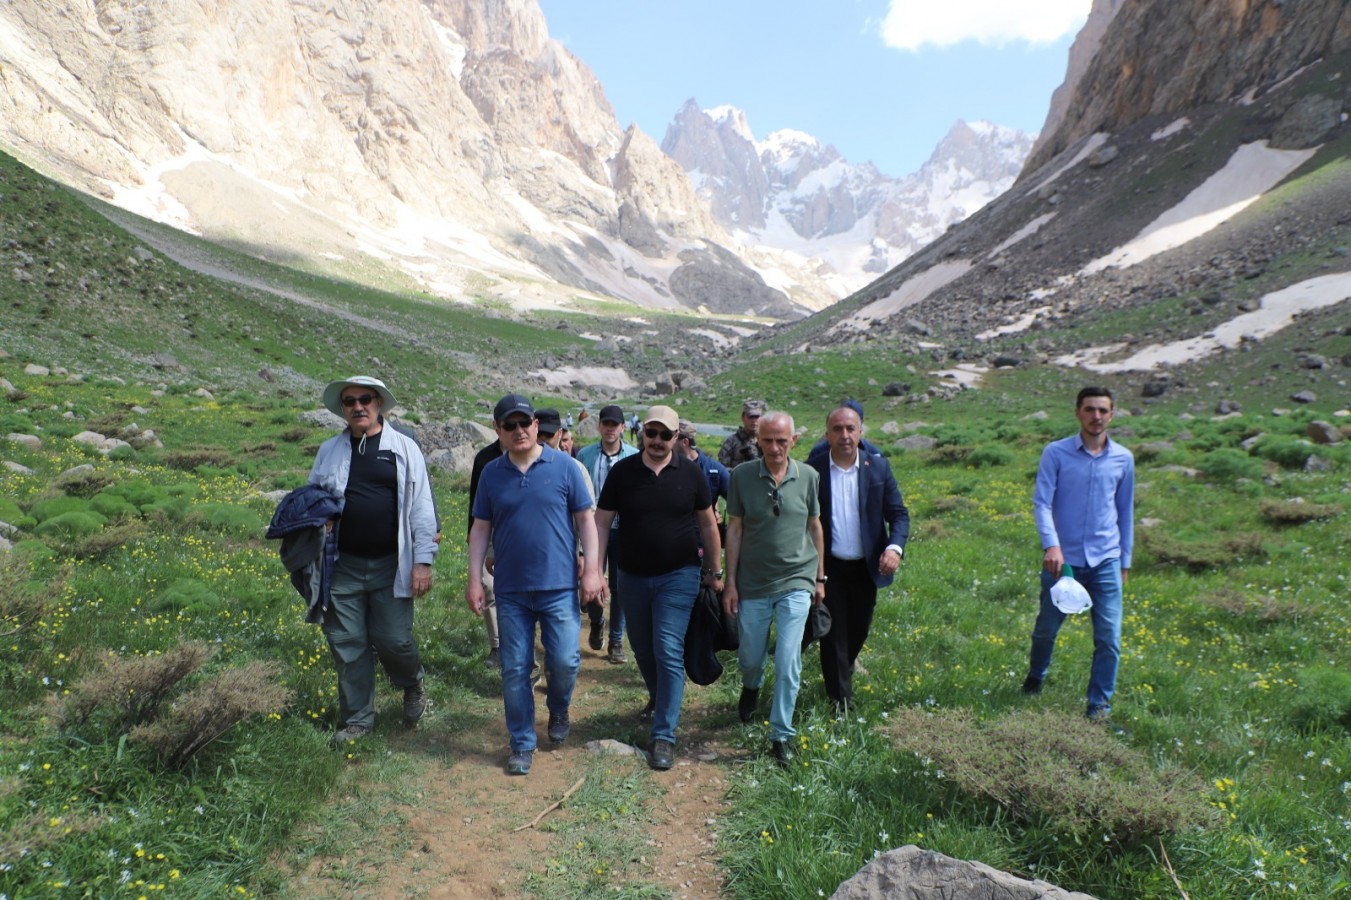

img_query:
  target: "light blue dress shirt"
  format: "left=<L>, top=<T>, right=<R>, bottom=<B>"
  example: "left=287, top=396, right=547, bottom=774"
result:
left=1033, top=433, right=1134, bottom=569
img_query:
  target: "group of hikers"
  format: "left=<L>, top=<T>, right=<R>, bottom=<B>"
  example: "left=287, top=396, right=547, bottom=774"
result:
left=275, top=377, right=1134, bottom=776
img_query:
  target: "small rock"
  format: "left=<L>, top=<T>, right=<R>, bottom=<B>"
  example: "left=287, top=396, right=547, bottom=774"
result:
left=3, top=461, right=33, bottom=476
left=59, top=463, right=97, bottom=480
left=5, top=433, right=41, bottom=450
left=585, top=739, right=643, bottom=757
left=881, top=382, right=909, bottom=397
left=1216, top=399, right=1241, bottom=415
left=894, top=435, right=938, bottom=452
left=1305, top=455, right=1333, bottom=473
left=23, top=363, right=50, bottom=376
left=1291, top=390, right=1317, bottom=404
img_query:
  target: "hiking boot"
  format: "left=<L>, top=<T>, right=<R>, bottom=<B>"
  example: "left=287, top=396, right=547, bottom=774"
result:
left=638, top=697, right=655, bottom=722
left=483, top=647, right=501, bottom=671
left=606, top=642, right=627, bottom=665
left=506, top=749, right=533, bottom=775
left=403, top=681, right=430, bottom=726
left=1021, top=675, right=1043, bottom=695
left=331, top=723, right=371, bottom=746
left=547, top=711, right=570, bottom=745
left=738, top=687, right=759, bottom=723
left=1086, top=705, right=1111, bottom=724
left=770, top=740, right=794, bottom=768
left=650, top=739, right=675, bottom=771
left=588, top=616, right=607, bottom=651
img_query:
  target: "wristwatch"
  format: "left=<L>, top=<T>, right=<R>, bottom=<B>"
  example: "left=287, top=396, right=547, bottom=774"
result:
left=704, top=568, right=725, bottom=578
left=815, top=576, right=828, bottom=583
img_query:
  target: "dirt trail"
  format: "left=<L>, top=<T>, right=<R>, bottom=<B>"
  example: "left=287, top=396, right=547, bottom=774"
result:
left=285, top=648, right=743, bottom=899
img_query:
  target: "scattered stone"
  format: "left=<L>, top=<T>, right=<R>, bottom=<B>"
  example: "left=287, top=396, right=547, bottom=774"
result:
left=1299, top=354, right=1328, bottom=370
left=23, top=363, right=49, bottom=376
left=300, top=409, right=347, bottom=430
left=1305, top=455, right=1333, bottom=473
left=0, top=536, right=11, bottom=553
left=1023, top=410, right=1049, bottom=421
left=6, top=433, right=42, bottom=450
left=149, top=352, right=182, bottom=370
left=585, top=739, right=643, bottom=757
left=1290, top=390, right=1317, bottom=404
left=192, top=388, right=215, bottom=400
left=991, top=355, right=1022, bottom=368
left=879, top=421, right=901, bottom=436
left=259, top=368, right=276, bottom=383
left=1155, top=465, right=1199, bottom=477
left=1141, top=377, right=1169, bottom=398
left=1088, top=144, right=1119, bottom=167
left=1137, top=441, right=1175, bottom=457
left=831, top=845, right=1095, bottom=900
left=59, top=463, right=96, bottom=480
left=881, top=382, right=909, bottom=397
left=259, top=489, right=290, bottom=504
left=0, top=520, right=18, bottom=538
left=894, top=435, right=938, bottom=452
left=133, top=245, right=156, bottom=261
left=0, top=377, right=16, bottom=396
left=3, top=461, right=33, bottom=476
left=1139, top=518, right=1164, bottom=528
left=1215, top=400, right=1241, bottom=415
left=1306, top=421, right=1340, bottom=445
left=904, top=320, right=933, bottom=337
left=1239, top=435, right=1263, bottom=452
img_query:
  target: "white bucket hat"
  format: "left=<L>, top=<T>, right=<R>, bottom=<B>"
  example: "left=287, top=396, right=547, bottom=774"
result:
left=1050, top=574, right=1092, bottom=614
left=322, top=375, right=395, bottom=417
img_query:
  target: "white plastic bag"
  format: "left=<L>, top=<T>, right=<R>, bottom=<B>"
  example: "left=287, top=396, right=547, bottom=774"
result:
left=1050, top=575, right=1092, bottom=614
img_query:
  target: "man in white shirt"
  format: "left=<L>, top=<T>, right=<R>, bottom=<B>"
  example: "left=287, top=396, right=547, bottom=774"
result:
left=807, top=405, right=910, bottom=714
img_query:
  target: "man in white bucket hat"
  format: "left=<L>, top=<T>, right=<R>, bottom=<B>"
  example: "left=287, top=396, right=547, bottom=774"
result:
left=310, top=375, right=439, bottom=744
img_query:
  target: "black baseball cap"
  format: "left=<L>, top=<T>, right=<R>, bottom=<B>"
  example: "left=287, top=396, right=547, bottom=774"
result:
left=535, top=408, right=562, bottom=436
left=599, top=404, right=624, bottom=424
left=493, top=393, right=534, bottom=423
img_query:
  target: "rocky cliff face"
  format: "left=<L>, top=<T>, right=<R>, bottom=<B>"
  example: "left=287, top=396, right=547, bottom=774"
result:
left=663, top=103, right=1032, bottom=293
left=0, top=0, right=832, bottom=317
left=1026, top=0, right=1351, bottom=172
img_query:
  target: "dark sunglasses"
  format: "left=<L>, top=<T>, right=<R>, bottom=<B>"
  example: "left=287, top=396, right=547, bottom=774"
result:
left=499, top=418, right=533, bottom=432
left=644, top=427, right=674, bottom=441
left=340, top=393, right=379, bottom=407
left=769, top=486, right=781, bottom=517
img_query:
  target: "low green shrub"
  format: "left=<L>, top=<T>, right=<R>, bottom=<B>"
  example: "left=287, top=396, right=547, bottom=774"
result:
left=128, top=660, right=291, bottom=770
left=34, top=510, right=107, bottom=539
left=104, top=480, right=170, bottom=510
left=966, top=445, right=1015, bottom=468
left=69, top=520, right=149, bottom=559
left=29, top=495, right=89, bottom=523
left=191, top=502, right=264, bottom=533
left=1139, top=530, right=1266, bottom=569
left=1250, top=435, right=1319, bottom=469
left=1196, top=448, right=1265, bottom=482
left=152, top=578, right=221, bottom=616
left=1258, top=498, right=1342, bottom=524
left=90, top=491, right=139, bottom=520
left=163, top=446, right=233, bottom=470
left=1288, top=667, right=1351, bottom=732
left=887, top=707, right=1214, bottom=845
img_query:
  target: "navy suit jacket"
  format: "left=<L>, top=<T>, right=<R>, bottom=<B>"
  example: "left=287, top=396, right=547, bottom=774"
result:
left=810, top=449, right=910, bottom=589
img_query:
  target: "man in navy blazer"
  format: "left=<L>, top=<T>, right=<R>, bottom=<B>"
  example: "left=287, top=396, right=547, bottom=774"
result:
left=809, top=404, right=910, bottom=712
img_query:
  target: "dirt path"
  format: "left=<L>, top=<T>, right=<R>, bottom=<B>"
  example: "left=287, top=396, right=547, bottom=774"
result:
left=284, top=647, right=743, bottom=899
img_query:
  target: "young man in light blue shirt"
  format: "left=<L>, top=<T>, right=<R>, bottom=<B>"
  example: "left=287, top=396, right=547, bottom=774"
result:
left=1023, top=386, right=1135, bottom=723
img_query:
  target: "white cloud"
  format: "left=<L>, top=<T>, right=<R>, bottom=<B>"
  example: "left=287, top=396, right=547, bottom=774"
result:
left=881, top=0, right=1090, bottom=51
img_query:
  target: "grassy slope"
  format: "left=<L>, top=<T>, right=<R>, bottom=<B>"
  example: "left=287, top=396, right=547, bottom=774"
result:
left=2, top=146, right=1351, bottom=898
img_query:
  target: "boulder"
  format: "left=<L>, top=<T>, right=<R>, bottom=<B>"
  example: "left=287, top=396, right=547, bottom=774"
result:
left=3, top=461, right=34, bottom=476
left=882, top=382, right=910, bottom=397
left=1291, top=390, right=1317, bottom=404
left=23, top=363, right=49, bottom=376
left=894, top=435, right=938, bottom=452
left=1306, top=421, right=1341, bottom=445
left=1216, top=399, right=1241, bottom=415
left=831, top=845, right=1095, bottom=900
left=301, top=409, right=347, bottom=430
left=5, top=433, right=41, bottom=450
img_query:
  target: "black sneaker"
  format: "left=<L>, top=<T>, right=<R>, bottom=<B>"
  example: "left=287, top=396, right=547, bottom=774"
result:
left=588, top=616, right=606, bottom=651
left=738, top=687, right=759, bottom=723
left=606, top=642, right=627, bottom=665
left=483, top=647, right=501, bottom=671
left=638, top=698, right=655, bottom=722
left=1021, top=675, right=1043, bottom=695
left=403, top=681, right=430, bottom=726
left=650, top=739, right=675, bottom=771
left=506, top=749, right=533, bottom=775
left=547, top=711, right=570, bottom=745
left=770, top=740, right=794, bottom=768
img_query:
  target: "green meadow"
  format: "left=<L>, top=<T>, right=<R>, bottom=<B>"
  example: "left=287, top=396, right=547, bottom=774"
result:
left=4, top=148, right=1351, bottom=897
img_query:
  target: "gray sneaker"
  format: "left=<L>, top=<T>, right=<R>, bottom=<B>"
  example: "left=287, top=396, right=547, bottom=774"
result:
left=483, top=647, right=501, bottom=670
left=404, top=681, right=430, bottom=726
left=331, top=723, right=371, bottom=746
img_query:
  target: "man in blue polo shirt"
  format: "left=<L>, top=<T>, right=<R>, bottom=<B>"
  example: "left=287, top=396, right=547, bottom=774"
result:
left=1022, top=386, right=1135, bottom=724
left=467, top=394, right=604, bottom=775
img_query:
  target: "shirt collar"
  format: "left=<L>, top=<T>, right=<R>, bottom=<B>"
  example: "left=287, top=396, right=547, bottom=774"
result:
left=829, top=452, right=859, bottom=474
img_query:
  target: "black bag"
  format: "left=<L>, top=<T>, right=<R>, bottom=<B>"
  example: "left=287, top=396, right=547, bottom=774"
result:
left=684, top=585, right=738, bottom=686
left=801, top=603, right=832, bottom=650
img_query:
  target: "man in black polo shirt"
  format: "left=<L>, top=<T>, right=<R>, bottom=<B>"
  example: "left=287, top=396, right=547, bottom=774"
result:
left=595, top=405, right=723, bottom=770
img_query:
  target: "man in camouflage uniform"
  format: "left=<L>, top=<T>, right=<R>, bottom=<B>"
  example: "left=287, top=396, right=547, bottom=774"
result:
left=718, top=399, right=766, bottom=468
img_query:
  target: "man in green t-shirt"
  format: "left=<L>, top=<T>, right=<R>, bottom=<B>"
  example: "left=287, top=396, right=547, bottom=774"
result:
left=723, top=411, right=825, bottom=767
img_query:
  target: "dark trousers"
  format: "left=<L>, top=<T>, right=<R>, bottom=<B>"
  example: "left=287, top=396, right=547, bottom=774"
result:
left=820, top=556, right=878, bottom=704
left=588, top=529, right=624, bottom=645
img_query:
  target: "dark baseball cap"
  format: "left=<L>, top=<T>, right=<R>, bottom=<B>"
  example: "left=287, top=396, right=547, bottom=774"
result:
left=535, top=408, right=562, bottom=436
left=598, top=404, right=624, bottom=424
left=493, top=393, right=534, bottom=423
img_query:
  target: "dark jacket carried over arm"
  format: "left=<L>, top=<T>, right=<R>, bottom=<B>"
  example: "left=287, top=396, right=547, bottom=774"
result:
left=267, top=484, right=344, bottom=624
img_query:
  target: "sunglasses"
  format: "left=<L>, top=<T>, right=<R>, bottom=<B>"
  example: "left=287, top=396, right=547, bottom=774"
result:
left=769, top=486, right=781, bottom=517
left=499, top=418, right=533, bottom=432
left=644, top=427, right=674, bottom=441
left=340, top=393, right=379, bottom=408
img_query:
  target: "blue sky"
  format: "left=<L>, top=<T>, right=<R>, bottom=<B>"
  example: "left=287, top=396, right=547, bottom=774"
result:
left=536, top=0, right=1090, bottom=178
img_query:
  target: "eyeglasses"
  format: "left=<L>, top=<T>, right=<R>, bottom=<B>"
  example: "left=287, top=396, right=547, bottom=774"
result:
left=499, top=418, right=533, bottom=432
left=341, top=393, right=379, bottom=408
left=644, top=427, right=674, bottom=441
left=769, top=487, right=781, bottom=517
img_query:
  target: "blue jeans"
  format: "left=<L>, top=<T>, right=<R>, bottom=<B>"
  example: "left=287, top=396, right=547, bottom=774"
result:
left=1027, top=558, right=1123, bottom=714
left=497, top=588, right=581, bottom=751
left=618, top=566, right=700, bottom=744
left=737, top=589, right=812, bottom=742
